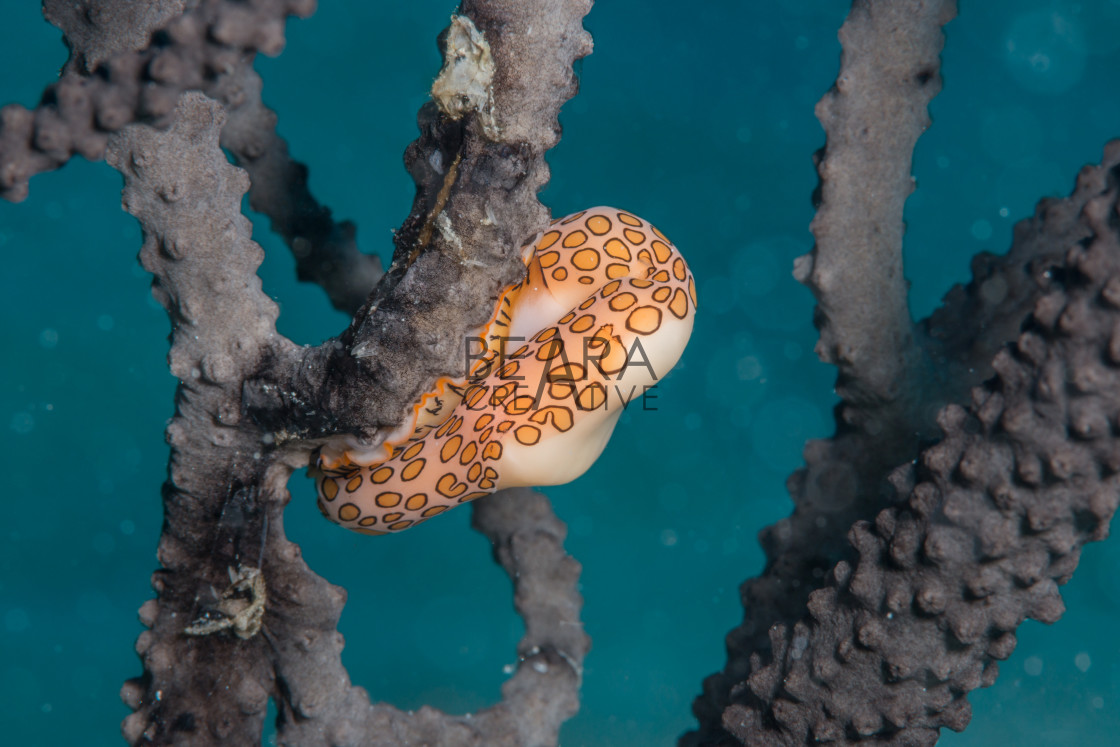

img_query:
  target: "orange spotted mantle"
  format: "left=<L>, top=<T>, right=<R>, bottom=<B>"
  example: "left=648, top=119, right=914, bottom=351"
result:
left=314, top=207, right=697, bottom=534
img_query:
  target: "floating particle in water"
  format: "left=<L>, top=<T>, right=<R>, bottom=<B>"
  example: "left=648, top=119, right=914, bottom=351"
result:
left=736, top=355, right=762, bottom=382
left=1075, top=652, right=1091, bottom=672
left=38, top=328, right=58, bottom=348
left=10, top=412, right=34, bottom=434
left=971, top=219, right=993, bottom=240
left=1004, top=10, right=1087, bottom=95
left=705, top=348, right=767, bottom=415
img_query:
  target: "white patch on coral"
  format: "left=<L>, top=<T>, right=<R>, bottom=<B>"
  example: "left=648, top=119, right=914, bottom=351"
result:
left=431, top=15, right=499, bottom=139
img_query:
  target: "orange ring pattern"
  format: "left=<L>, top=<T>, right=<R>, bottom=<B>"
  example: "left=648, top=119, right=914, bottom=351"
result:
left=314, top=207, right=696, bottom=534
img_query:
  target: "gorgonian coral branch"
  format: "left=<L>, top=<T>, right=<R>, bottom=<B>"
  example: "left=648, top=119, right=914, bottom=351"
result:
left=1, top=0, right=381, bottom=313
left=210, top=62, right=382, bottom=315
left=0, top=0, right=314, bottom=202
left=262, top=488, right=587, bottom=747
left=799, top=0, right=957, bottom=423
left=93, top=0, right=597, bottom=741
left=113, top=84, right=593, bottom=745
left=246, top=0, right=595, bottom=446
left=689, top=4, right=959, bottom=740
left=109, top=92, right=290, bottom=746
left=720, top=146, right=1120, bottom=745
left=688, top=0, right=1120, bottom=741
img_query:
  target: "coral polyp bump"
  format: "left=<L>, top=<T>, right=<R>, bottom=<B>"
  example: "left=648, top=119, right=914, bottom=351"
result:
left=315, top=207, right=697, bottom=534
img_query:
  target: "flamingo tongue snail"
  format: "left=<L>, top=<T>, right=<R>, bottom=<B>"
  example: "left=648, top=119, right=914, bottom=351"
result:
left=314, top=207, right=697, bottom=535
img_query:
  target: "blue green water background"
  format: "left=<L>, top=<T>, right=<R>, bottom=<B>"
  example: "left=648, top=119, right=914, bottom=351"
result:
left=2, top=1, right=1120, bottom=744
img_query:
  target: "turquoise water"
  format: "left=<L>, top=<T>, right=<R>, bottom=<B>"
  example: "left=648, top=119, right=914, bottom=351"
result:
left=2, top=1, right=1119, bottom=744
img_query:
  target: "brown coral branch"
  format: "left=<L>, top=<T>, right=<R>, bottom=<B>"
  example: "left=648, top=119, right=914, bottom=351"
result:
left=799, top=0, right=956, bottom=424
left=689, top=5, right=960, bottom=740
left=718, top=145, right=1120, bottom=745
left=0, top=0, right=315, bottom=202
left=3, top=0, right=381, bottom=312
left=689, top=0, right=1120, bottom=742
left=43, top=0, right=188, bottom=74
left=112, top=84, right=592, bottom=745
left=209, top=61, right=383, bottom=315
left=108, top=93, right=289, bottom=745
left=92, top=0, right=595, bottom=742
left=759, top=0, right=960, bottom=635
left=242, top=0, right=595, bottom=447
left=263, top=487, right=586, bottom=747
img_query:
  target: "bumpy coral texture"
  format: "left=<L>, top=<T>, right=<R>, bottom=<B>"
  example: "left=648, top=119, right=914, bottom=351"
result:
left=0, top=0, right=316, bottom=203
left=718, top=148, right=1120, bottom=745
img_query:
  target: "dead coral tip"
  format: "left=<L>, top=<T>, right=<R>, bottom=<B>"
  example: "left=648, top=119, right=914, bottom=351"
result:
left=431, top=14, right=498, bottom=139
left=315, top=207, right=697, bottom=534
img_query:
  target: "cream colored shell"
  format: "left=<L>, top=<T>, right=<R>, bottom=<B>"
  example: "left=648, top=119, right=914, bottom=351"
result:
left=314, top=207, right=697, bottom=534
